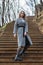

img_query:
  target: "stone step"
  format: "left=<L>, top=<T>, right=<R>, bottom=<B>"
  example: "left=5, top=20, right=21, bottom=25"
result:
left=0, top=45, right=43, bottom=48
left=0, top=36, right=43, bottom=38
left=0, top=38, right=43, bottom=41
left=0, top=58, right=43, bottom=63
left=0, top=63, right=43, bottom=65
left=0, top=54, right=43, bottom=58
left=1, top=33, right=42, bottom=36
left=0, top=55, right=43, bottom=60
left=0, top=47, right=43, bottom=51
left=0, top=42, right=42, bottom=45
left=0, top=41, right=43, bottom=43
left=0, top=43, right=43, bottom=46
left=0, top=50, right=43, bottom=54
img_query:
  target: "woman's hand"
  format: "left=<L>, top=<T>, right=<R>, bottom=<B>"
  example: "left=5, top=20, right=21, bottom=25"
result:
left=14, top=34, right=16, bottom=37
left=24, top=32, right=27, bottom=36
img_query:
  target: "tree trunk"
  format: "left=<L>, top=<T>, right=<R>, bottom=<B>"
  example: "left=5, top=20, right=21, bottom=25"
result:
left=40, top=0, right=43, bottom=11
left=34, top=0, right=38, bottom=17
left=40, top=0, right=43, bottom=5
left=8, top=0, right=11, bottom=21
left=2, top=0, right=5, bottom=26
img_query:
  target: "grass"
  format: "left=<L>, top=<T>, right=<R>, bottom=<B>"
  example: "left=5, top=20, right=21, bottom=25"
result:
left=0, top=24, right=7, bottom=32
left=0, top=24, right=7, bottom=37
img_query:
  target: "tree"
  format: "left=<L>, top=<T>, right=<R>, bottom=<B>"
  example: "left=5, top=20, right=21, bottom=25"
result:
left=40, top=0, right=43, bottom=5
left=2, top=0, right=5, bottom=26
left=40, top=0, right=43, bottom=11
left=8, top=0, right=11, bottom=22
left=34, top=0, right=38, bottom=17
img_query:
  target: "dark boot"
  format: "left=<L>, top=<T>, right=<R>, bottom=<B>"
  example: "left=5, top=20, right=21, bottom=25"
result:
left=21, top=35, right=31, bottom=55
left=15, top=54, right=23, bottom=61
left=13, top=50, right=23, bottom=61
left=19, top=46, right=28, bottom=56
left=19, top=42, right=30, bottom=55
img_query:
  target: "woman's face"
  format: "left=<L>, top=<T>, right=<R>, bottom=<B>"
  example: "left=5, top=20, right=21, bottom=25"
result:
left=20, top=11, right=25, bottom=18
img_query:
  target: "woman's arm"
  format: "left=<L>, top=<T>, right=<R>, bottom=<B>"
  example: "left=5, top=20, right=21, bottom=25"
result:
left=13, top=20, right=17, bottom=37
left=24, top=21, right=28, bottom=36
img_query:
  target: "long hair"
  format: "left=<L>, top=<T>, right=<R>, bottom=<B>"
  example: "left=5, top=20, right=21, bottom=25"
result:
left=19, top=11, right=26, bottom=19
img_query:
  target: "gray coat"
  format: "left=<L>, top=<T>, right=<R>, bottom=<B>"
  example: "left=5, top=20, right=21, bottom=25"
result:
left=13, top=18, right=28, bottom=47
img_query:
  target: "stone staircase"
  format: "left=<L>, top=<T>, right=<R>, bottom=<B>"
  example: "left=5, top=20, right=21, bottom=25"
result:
left=0, top=16, right=43, bottom=65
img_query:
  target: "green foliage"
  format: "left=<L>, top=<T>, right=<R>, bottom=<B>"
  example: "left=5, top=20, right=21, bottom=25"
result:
left=0, top=24, right=7, bottom=31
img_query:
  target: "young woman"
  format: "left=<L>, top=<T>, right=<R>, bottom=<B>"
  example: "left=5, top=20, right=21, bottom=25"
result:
left=13, top=11, right=32, bottom=61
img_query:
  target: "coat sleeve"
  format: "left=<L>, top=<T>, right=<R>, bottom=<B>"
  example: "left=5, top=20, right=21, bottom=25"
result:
left=13, top=20, right=17, bottom=34
left=25, top=21, right=28, bottom=33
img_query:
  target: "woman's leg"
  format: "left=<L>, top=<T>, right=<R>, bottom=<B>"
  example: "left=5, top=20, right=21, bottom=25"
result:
left=19, top=46, right=25, bottom=55
left=16, top=47, right=21, bottom=56
left=20, top=35, right=32, bottom=55
left=15, top=46, right=23, bottom=61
